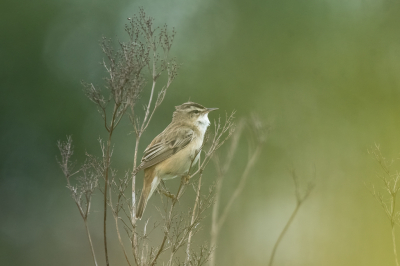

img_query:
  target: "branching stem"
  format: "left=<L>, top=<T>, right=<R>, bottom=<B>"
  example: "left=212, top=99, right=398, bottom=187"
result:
left=268, top=169, right=314, bottom=266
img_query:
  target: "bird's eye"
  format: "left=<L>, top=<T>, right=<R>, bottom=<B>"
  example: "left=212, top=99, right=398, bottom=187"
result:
left=191, top=110, right=200, bottom=114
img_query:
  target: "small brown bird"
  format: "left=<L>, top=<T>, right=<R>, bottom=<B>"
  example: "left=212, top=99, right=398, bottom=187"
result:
left=136, top=102, right=218, bottom=219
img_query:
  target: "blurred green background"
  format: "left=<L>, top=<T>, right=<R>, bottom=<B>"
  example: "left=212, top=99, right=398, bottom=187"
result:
left=3, top=0, right=400, bottom=265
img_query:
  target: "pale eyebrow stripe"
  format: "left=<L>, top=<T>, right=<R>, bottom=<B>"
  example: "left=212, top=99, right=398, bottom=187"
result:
left=182, top=103, right=205, bottom=109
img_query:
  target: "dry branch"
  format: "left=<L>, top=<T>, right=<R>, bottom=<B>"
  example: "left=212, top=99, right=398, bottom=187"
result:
left=209, top=114, right=270, bottom=266
left=268, top=168, right=315, bottom=266
left=369, top=144, right=400, bottom=266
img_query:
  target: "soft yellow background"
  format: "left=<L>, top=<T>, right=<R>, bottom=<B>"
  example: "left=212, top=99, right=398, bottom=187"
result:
left=2, top=0, right=400, bottom=265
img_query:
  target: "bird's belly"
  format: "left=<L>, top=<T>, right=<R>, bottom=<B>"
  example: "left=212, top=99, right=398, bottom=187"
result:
left=155, top=139, right=201, bottom=180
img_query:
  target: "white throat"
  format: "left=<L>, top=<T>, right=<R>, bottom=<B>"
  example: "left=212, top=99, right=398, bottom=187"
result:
left=196, top=113, right=210, bottom=135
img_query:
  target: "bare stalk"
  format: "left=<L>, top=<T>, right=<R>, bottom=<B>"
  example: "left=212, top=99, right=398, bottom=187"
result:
left=101, top=104, right=120, bottom=266
left=210, top=147, right=261, bottom=266
left=84, top=219, right=99, bottom=266
left=268, top=203, right=300, bottom=266
left=209, top=116, right=268, bottom=266
left=185, top=160, right=203, bottom=265
left=393, top=224, right=400, bottom=266
left=218, top=146, right=260, bottom=229
left=268, top=169, right=314, bottom=266
left=103, top=135, right=112, bottom=266
left=110, top=189, right=133, bottom=266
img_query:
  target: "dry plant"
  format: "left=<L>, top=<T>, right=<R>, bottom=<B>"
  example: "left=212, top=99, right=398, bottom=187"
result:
left=369, top=144, right=400, bottom=266
left=268, top=167, right=315, bottom=266
left=57, top=9, right=257, bottom=266
left=209, top=114, right=271, bottom=266
left=57, top=136, right=99, bottom=266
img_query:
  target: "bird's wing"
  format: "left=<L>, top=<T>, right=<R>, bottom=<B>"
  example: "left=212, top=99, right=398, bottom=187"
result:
left=138, top=126, right=195, bottom=170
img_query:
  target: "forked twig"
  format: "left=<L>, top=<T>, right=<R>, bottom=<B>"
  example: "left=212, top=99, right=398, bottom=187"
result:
left=268, top=168, right=315, bottom=266
left=209, top=115, right=269, bottom=266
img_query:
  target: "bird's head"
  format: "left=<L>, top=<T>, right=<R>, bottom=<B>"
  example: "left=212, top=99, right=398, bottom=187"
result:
left=173, top=102, right=218, bottom=130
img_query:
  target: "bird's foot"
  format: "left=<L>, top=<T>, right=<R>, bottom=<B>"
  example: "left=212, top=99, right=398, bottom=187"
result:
left=182, top=174, right=190, bottom=185
left=157, top=187, right=176, bottom=200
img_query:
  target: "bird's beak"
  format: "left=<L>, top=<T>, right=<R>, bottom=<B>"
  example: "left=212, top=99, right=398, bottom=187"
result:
left=206, top=107, right=218, bottom=113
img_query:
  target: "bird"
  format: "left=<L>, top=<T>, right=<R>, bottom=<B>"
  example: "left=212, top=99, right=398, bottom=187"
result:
left=135, top=102, right=218, bottom=219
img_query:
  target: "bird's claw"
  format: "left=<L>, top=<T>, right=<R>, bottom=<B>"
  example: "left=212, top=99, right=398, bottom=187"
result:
left=157, top=187, right=176, bottom=200
left=182, top=174, right=190, bottom=184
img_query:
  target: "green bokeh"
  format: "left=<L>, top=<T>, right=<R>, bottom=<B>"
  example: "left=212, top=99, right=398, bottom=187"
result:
left=2, top=0, right=400, bottom=265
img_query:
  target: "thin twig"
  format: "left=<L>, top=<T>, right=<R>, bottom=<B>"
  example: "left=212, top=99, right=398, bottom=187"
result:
left=209, top=116, right=267, bottom=266
left=268, top=169, right=314, bottom=266
left=102, top=104, right=119, bottom=266
left=84, top=218, right=98, bottom=266
left=185, top=159, right=203, bottom=265
left=268, top=203, right=300, bottom=266
left=218, top=147, right=261, bottom=229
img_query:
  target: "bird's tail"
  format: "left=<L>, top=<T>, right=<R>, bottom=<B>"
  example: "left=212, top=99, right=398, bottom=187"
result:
left=136, top=187, right=149, bottom=220
left=136, top=168, right=159, bottom=220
